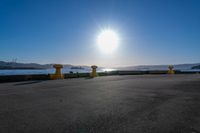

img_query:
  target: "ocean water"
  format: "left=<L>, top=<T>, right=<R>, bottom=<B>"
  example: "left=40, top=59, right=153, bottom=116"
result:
left=0, top=68, right=93, bottom=75
left=0, top=67, right=118, bottom=75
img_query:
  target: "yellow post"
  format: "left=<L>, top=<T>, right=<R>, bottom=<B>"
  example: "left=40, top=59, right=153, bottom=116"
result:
left=168, top=65, right=175, bottom=74
left=50, top=64, right=64, bottom=79
left=90, top=65, right=98, bottom=77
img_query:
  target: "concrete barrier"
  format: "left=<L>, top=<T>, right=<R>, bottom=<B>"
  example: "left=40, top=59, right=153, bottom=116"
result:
left=0, top=70, right=199, bottom=83
left=64, top=73, right=90, bottom=78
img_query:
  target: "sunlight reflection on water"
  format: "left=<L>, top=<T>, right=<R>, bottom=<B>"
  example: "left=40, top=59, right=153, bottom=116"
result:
left=102, top=68, right=116, bottom=72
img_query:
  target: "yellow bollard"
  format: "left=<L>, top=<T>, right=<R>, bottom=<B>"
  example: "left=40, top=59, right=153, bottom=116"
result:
left=168, top=65, right=175, bottom=74
left=50, top=64, right=64, bottom=80
left=90, top=65, right=98, bottom=77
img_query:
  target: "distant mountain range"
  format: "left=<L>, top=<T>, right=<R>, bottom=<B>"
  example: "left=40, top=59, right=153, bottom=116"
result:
left=191, top=65, right=200, bottom=69
left=0, top=61, right=75, bottom=70
left=115, top=63, right=200, bottom=71
left=0, top=61, right=200, bottom=71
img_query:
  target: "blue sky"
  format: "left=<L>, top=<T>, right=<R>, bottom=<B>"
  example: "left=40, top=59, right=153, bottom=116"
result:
left=0, top=0, right=200, bottom=67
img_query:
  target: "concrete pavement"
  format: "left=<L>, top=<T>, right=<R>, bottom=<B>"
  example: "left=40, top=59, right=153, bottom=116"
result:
left=0, top=74, right=200, bottom=133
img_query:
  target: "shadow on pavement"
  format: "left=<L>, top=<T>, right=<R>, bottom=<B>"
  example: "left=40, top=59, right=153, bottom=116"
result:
left=14, top=80, right=44, bottom=86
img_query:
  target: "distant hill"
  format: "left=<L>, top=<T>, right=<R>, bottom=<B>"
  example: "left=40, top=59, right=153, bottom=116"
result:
left=0, top=61, right=74, bottom=70
left=115, top=63, right=200, bottom=71
left=191, top=65, right=200, bottom=69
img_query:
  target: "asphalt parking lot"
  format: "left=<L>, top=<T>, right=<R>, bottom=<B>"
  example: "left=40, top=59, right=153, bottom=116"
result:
left=0, top=74, right=200, bottom=133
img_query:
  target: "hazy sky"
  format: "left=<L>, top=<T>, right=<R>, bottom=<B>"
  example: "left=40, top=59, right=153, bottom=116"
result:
left=0, top=0, right=200, bottom=67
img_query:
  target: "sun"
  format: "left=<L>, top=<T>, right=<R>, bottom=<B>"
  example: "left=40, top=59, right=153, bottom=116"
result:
left=97, top=29, right=119, bottom=54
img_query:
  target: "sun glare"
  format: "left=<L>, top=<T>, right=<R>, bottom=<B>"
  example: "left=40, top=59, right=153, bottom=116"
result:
left=97, top=29, right=119, bottom=54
